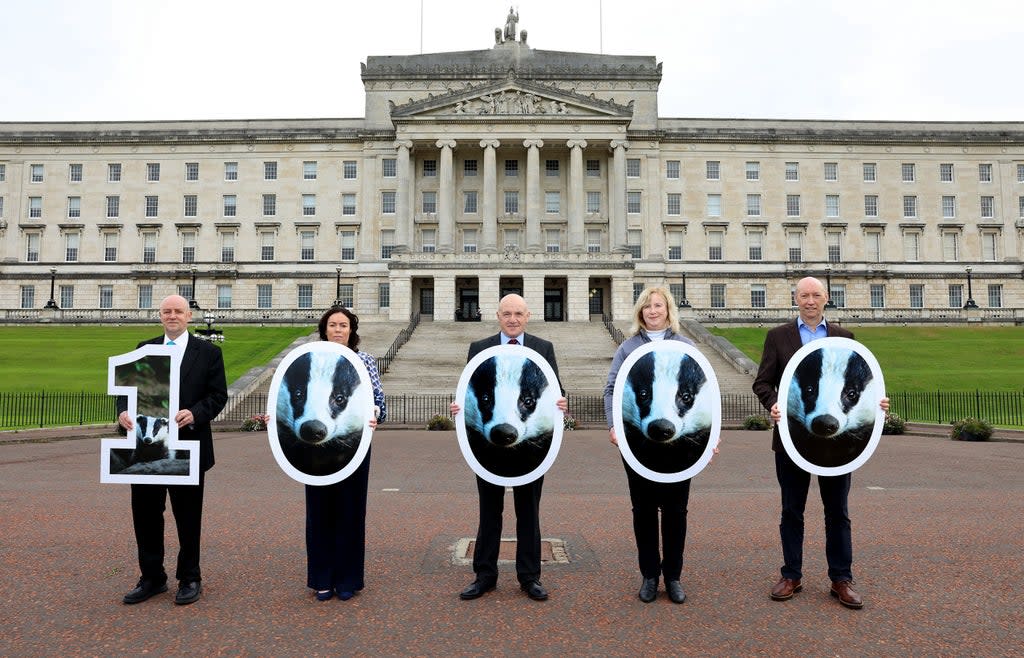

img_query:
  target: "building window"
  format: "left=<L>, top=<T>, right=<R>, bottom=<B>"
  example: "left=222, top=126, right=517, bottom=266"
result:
left=826, top=231, right=842, bottom=263
left=745, top=161, right=759, bottom=181
left=108, top=163, right=122, bottom=182
left=217, top=285, right=232, bottom=309
left=463, top=191, right=478, bottom=214
left=263, top=194, right=276, bottom=216
left=785, top=162, right=799, bottom=181
left=940, top=163, right=954, bottom=182
left=988, top=284, right=1003, bottom=308
left=979, top=163, right=992, bottom=183
left=708, top=230, right=724, bottom=261
left=948, top=284, right=963, bottom=308
left=747, top=230, right=763, bottom=261
left=746, top=194, right=761, bottom=217
left=586, top=191, right=601, bottom=214
left=545, top=228, right=561, bottom=253
left=546, top=159, right=561, bottom=177
left=710, top=283, right=726, bottom=308
left=379, top=283, right=390, bottom=308
left=869, top=284, right=885, bottom=308
left=220, top=232, right=235, bottom=263
left=901, top=163, right=915, bottom=182
left=627, top=229, right=642, bottom=259
left=422, top=191, right=437, bottom=214
left=463, top=159, right=478, bottom=177
left=0, top=163, right=6, bottom=181
left=99, top=285, right=114, bottom=309
left=380, top=230, right=395, bottom=259
left=626, top=191, right=641, bottom=214
left=587, top=229, right=602, bottom=254
left=138, top=284, right=153, bottom=309
left=666, top=160, right=680, bottom=179
left=342, top=193, right=357, bottom=216
left=1018, top=164, right=1024, bottom=182
left=65, top=232, right=79, bottom=262
left=103, top=233, right=118, bottom=262
left=504, top=191, right=519, bottom=214
left=106, top=195, right=119, bottom=218
left=302, top=194, right=316, bottom=216
left=462, top=228, right=478, bottom=253
left=865, top=231, right=882, bottom=263
left=503, top=228, right=520, bottom=249
left=1019, top=196, right=1024, bottom=218
left=504, top=159, right=519, bottom=177
left=185, top=162, right=199, bottom=181
left=863, top=162, right=876, bottom=182
left=69, top=163, right=83, bottom=182
left=545, top=191, right=560, bottom=214
left=903, top=231, right=920, bottom=261
left=181, top=231, right=196, bottom=264
left=786, top=194, right=801, bottom=217
left=381, top=191, right=396, bottom=214
left=942, top=231, right=960, bottom=262
left=706, top=161, right=720, bottom=180
left=260, top=231, right=275, bottom=261
left=903, top=195, right=917, bottom=218
left=183, top=195, right=198, bottom=217
left=942, top=195, right=956, bottom=218
left=666, top=193, right=681, bottom=215
left=264, top=161, right=277, bottom=180
left=224, top=161, right=238, bottom=181
left=831, top=284, right=846, bottom=308
left=864, top=195, right=878, bottom=217
left=142, top=231, right=157, bottom=263
left=26, top=196, right=42, bottom=219
left=30, top=164, right=44, bottom=182
left=20, top=286, right=35, bottom=309
left=824, top=162, right=838, bottom=181
left=825, top=194, right=840, bottom=218
left=304, top=161, right=318, bottom=180
left=0, top=196, right=4, bottom=218
left=257, top=284, right=273, bottom=309
left=908, top=284, right=924, bottom=309
left=626, top=159, right=640, bottom=178
left=706, top=194, right=722, bottom=217
left=633, top=283, right=645, bottom=303
left=299, top=230, right=316, bottom=261
left=297, top=284, right=313, bottom=309
left=422, top=160, right=437, bottom=177
left=787, top=231, right=803, bottom=263
left=340, top=231, right=356, bottom=260
left=378, top=158, right=396, bottom=178
left=343, top=160, right=358, bottom=180
left=146, top=163, right=160, bottom=182
left=982, top=231, right=999, bottom=261
left=177, top=284, right=193, bottom=301
left=223, top=195, right=236, bottom=217
left=67, top=196, right=81, bottom=218
left=420, top=228, right=436, bottom=253
left=25, top=233, right=40, bottom=262
left=980, top=196, right=994, bottom=218
left=750, top=284, right=767, bottom=308
left=586, top=159, right=600, bottom=177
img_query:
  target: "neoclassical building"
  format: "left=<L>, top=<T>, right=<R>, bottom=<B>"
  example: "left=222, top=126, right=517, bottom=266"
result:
left=2, top=14, right=1023, bottom=324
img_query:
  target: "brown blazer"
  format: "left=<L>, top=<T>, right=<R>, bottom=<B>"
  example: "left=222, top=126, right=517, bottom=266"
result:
left=752, top=319, right=853, bottom=452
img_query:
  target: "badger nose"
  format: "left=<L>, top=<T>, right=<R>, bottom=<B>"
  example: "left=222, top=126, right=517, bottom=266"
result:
left=489, top=423, right=519, bottom=447
left=142, top=438, right=154, bottom=445
left=647, top=419, right=677, bottom=442
left=810, top=415, right=840, bottom=437
left=299, top=420, right=328, bottom=444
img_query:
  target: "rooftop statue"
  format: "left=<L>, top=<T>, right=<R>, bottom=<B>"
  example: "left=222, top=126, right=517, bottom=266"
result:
left=503, top=7, right=519, bottom=42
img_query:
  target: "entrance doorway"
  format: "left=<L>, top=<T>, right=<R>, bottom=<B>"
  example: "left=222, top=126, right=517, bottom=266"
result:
left=419, top=287, right=434, bottom=316
left=543, top=288, right=564, bottom=321
left=457, top=288, right=481, bottom=321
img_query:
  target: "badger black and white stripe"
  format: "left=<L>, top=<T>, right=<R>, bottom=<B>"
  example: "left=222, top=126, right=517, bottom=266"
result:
left=131, top=415, right=172, bottom=463
left=786, top=347, right=877, bottom=467
left=464, top=354, right=558, bottom=478
left=276, top=351, right=366, bottom=476
left=621, top=351, right=713, bottom=474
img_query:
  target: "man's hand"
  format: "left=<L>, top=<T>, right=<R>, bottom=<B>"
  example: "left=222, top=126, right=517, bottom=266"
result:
left=118, top=410, right=134, bottom=431
left=174, top=409, right=194, bottom=429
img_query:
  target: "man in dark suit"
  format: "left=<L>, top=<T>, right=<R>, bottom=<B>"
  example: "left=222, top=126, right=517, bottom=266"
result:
left=753, top=277, right=886, bottom=610
left=452, top=294, right=567, bottom=602
left=117, top=294, right=227, bottom=605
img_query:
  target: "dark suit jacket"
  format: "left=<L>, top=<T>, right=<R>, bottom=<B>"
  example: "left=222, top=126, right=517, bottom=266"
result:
left=467, top=333, right=564, bottom=395
left=118, top=335, right=228, bottom=472
left=752, top=320, right=853, bottom=453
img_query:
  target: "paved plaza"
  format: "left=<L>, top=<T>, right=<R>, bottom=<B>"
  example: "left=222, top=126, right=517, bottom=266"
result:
left=1, top=426, right=1021, bottom=656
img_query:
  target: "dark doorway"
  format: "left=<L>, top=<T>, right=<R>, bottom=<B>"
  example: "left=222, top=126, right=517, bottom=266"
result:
left=419, top=287, right=434, bottom=316
left=544, top=288, right=564, bottom=321
left=588, top=287, right=604, bottom=315
left=458, top=288, right=481, bottom=321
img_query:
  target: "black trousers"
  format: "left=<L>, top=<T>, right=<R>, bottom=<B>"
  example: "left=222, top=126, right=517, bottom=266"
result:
left=624, top=462, right=691, bottom=581
left=130, top=470, right=205, bottom=583
left=472, top=475, right=543, bottom=585
left=304, top=452, right=371, bottom=592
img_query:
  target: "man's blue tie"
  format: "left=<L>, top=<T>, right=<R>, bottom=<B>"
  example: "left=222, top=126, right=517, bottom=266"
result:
left=167, top=340, right=175, bottom=345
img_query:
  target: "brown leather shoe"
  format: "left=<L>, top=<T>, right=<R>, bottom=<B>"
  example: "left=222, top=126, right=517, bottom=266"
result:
left=830, top=580, right=863, bottom=609
left=769, top=577, right=802, bottom=601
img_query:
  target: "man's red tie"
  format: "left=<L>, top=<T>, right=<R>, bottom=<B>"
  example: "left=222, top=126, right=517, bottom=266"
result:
left=508, top=338, right=518, bottom=345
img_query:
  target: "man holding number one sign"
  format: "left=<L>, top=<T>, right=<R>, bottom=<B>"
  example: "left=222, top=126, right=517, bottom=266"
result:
left=111, top=295, right=227, bottom=606
left=753, top=277, right=888, bottom=610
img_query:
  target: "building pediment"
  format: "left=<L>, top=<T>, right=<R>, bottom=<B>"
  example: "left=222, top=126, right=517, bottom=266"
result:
left=388, top=79, right=633, bottom=120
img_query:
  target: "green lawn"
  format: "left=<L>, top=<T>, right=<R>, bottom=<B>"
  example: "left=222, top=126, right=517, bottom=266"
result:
left=707, top=325, right=1024, bottom=392
left=0, top=325, right=313, bottom=393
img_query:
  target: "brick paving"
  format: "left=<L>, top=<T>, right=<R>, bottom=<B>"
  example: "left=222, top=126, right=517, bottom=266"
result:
left=1, top=426, right=1022, bottom=656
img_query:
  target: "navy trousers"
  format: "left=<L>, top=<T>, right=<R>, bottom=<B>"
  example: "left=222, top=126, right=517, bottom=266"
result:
left=624, top=462, right=690, bottom=581
left=305, top=452, right=371, bottom=592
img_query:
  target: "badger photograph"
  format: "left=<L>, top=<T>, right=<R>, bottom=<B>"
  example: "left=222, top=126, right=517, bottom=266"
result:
left=462, top=352, right=560, bottom=479
left=784, top=344, right=881, bottom=469
left=619, top=349, right=717, bottom=476
left=274, top=349, right=371, bottom=478
left=108, top=414, right=191, bottom=476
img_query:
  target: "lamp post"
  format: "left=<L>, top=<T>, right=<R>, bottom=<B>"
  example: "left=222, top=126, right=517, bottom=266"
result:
left=188, top=264, right=200, bottom=309
left=335, top=267, right=343, bottom=306
left=824, top=264, right=836, bottom=308
left=44, top=266, right=59, bottom=309
left=963, top=266, right=978, bottom=309
left=677, top=272, right=691, bottom=308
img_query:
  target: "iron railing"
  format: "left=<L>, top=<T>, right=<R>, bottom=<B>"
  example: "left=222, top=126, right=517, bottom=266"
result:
left=375, top=313, right=420, bottom=373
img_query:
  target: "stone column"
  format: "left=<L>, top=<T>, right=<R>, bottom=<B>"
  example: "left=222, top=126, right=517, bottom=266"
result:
left=436, top=139, right=457, bottom=253
left=567, top=139, right=587, bottom=253
left=524, top=139, right=544, bottom=250
left=609, top=140, right=629, bottom=251
left=478, top=271, right=502, bottom=316
left=480, top=139, right=500, bottom=252
left=395, top=140, right=413, bottom=251
left=567, top=273, right=591, bottom=322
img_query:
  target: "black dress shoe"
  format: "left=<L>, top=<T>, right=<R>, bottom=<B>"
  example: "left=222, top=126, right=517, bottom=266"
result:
left=123, top=578, right=167, bottom=604
left=174, top=580, right=202, bottom=605
left=638, top=577, right=658, bottom=603
left=520, top=580, right=548, bottom=601
left=459, top=579, right=496, bottom=600
left=666, top=580, right=686, bottom=604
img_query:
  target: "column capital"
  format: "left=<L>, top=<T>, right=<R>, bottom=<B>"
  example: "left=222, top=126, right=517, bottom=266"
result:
left=566, top=139, right=588, bottom=150
left=394, top=140, right=414, bottom=150
left=435, top=139, right=457, bottom=150
left=479, top=139, right=501, bottom=149
left=523, top=139, right=545, bottom=149
left=609, top=140, right=630, bottom=151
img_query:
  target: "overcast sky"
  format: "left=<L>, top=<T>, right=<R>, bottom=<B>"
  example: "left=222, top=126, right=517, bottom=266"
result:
left=1, top=0, right=1021, bottom=123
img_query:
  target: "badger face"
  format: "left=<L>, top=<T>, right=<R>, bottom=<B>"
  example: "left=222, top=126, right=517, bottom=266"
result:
left=465, top=355, right=556, bottom=448
left=136, top=415, right=169, bottom=446
left=788, top=347, right=876, bottom=438
left=623, top=352, right=712, bottom=444
left=277, top=351, right=364, bottom=448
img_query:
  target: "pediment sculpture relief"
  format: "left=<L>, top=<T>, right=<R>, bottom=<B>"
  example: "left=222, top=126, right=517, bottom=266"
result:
left=453, top=90, right=569, bottom=116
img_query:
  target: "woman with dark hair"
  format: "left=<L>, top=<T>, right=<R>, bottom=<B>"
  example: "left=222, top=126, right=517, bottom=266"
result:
left=306, top=305, right=387, bottom=601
